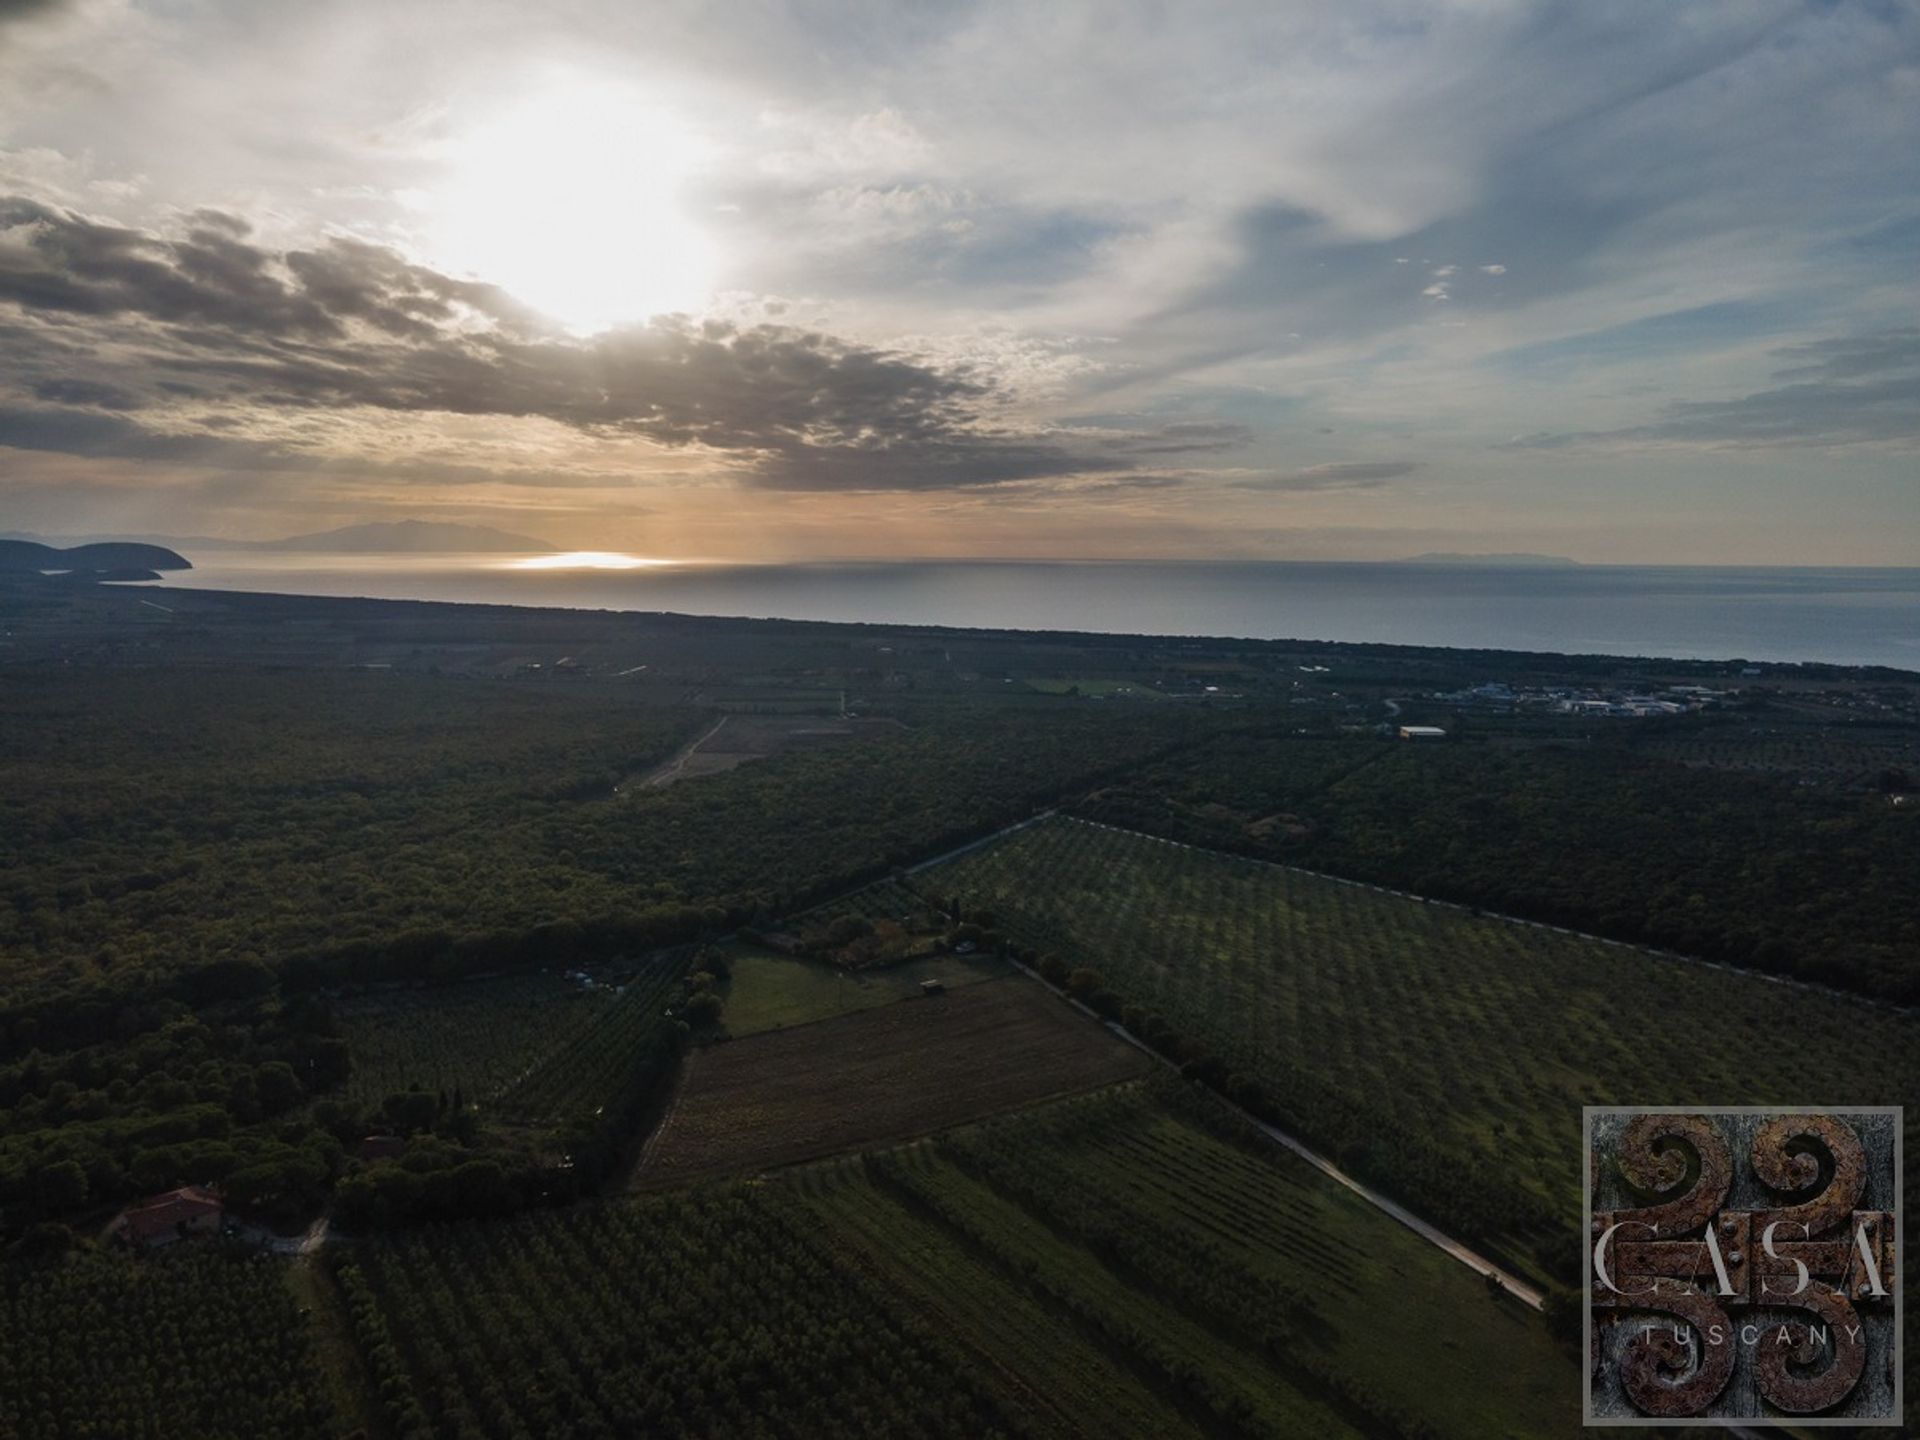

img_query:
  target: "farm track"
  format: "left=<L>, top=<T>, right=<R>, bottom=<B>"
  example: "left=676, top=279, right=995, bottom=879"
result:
left=1000, top=952, right=1547, bottom=1309
left=626, top=714, right=730, bottom=789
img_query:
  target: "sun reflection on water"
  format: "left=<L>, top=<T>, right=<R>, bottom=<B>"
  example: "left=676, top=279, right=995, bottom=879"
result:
left=506, top=551, right=670, bottom=570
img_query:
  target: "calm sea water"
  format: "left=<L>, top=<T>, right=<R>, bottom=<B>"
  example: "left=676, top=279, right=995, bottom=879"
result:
left=156, top=557, right=1920, bottom=670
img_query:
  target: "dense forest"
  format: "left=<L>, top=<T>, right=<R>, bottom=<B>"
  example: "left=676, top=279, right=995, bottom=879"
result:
left=0, top=665, right=1209, bottom=1238
left=1, top=667, right=1209, bottom=999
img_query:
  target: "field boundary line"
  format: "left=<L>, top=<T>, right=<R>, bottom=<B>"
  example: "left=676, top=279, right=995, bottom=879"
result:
left=997, top=952, right=1547, bottom=1311
left=1058, top=815, right=1916, bottom=1018
left=630, top=1048, right=697, bottom=1186
left=907, top=808, right=1059, bottom=874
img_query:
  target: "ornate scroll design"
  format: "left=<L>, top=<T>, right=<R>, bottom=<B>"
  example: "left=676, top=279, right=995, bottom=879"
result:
left=1750, top=1113, right=1866, bottom=1245
left=1592, top=1111, right=1895, bottom=1422
left=1752, top=1286, right=1868, bottom=1414
left=1616, top=1279, right=1737, bottom=1419
left=1613, top=1112, right=1733, bottom=1238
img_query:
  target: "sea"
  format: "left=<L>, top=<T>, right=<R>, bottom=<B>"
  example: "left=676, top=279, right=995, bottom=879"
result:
left=154, top=556, right=1920, bottom=671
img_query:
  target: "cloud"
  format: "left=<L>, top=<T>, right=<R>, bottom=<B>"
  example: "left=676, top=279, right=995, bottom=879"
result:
left=1505, top=330, right=1920, bottom=451
left=31, top=376, right=145, bottom=409
left=0, top=0, right=64, bottom=23
left=0, top=194, right=1140, bottom=492
left=1093, top=421, right=1254, bottom=456
left=1233, top=461, right=1419, bottom=491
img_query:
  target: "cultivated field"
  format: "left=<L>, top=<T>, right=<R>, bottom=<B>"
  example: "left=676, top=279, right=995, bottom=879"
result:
left=722, top=944, right=1007, bottom=1035
left=335, top=973, right=612, bottom=1105
left=337, top=950, right=690, bottom=1124
left=335, top=1189, right=1020, bottom=1439
left=929, top=816, right=1920, bottom=1281
left=636, top=977, right=1151, bottom=1187
left=797, top=1083, right=1571, bottom=1439
left=0, top=1248, right=337, bottom=1440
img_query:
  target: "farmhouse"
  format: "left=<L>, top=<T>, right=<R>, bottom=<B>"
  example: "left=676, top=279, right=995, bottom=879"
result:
left=1398, top=725, right=1447, bottom=741
left=116, top=1185, right=224, bottom=1248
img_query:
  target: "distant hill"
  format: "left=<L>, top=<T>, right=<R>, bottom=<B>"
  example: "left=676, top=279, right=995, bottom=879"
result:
left=0, top=538, right=193, bottom=572
left=268, top=520, right=555, bottom=553
left=0, top=538, right=191, bottom=579
left=1401, top=552, right=1580, bottom=567
left=4, top=520, right=555, bottom=555
left=0, top=538, right=61, bottom=570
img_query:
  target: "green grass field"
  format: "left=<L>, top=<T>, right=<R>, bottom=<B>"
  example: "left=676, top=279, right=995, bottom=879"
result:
left=721, top=943, right=1008, bottom=1034
left=928, top=816, right=1920, bottom=1282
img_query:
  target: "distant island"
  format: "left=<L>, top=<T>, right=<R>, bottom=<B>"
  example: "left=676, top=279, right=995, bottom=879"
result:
left=4, top=519, right=556, bottom=556
left=266, top=520, right=557, bottom=553
left=0, top=538, right=192, bottom=582
left=1401, top=552, right=1581, bottom=567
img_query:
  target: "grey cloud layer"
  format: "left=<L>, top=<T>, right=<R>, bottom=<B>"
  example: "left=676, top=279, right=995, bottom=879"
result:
left=1508, top=331, right=1920, bottom=451
left=1232, top=461, right=1419, bottom=491
left=0, top=197, right=1192, bottom=490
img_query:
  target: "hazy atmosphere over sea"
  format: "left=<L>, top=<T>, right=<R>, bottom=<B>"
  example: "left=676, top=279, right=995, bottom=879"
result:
left=2, top=1, right=1917, bottom=567
left=140, top=554, right=1918, bottom=670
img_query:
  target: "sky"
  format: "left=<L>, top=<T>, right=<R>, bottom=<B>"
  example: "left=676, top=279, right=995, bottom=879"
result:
left=0, top=0, right=1915, bottom=563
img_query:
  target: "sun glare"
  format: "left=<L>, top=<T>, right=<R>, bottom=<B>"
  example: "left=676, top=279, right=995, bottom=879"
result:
left=508, top=551, right=666, bottom=570
left=427, top=80, right=717, bottom=333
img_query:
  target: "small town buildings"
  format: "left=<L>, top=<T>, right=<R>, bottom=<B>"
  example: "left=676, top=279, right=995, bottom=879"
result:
left=1398, top=725, right=1447, bottom=740
left=116, top=1186, right=224, bottom=1249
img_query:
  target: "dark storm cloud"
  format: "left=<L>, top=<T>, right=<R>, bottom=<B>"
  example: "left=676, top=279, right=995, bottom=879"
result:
left=1506, top=331, right=1920, bottom=451
left=1232, top=461, right=1418, bottom=491
left=0, top=196, right=1129, bottom=491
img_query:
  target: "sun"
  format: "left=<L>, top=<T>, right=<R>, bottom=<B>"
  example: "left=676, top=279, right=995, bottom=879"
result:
left=426, top=79, right=717, bottom=333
